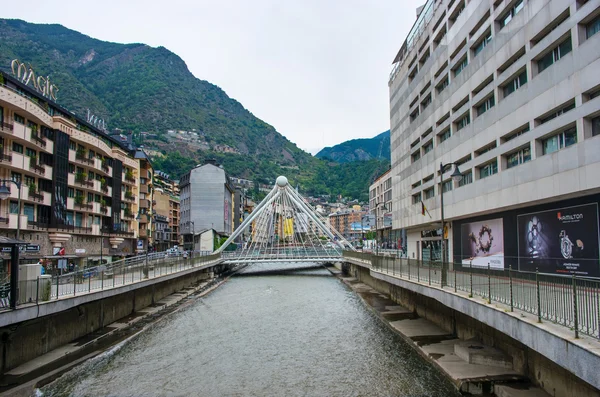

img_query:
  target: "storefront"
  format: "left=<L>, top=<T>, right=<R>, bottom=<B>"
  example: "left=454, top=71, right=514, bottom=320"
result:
left=452, top=193, right=600, bottom=278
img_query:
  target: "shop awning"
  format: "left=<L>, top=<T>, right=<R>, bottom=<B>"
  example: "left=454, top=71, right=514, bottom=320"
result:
left=43, top=255, right=79, bottom=259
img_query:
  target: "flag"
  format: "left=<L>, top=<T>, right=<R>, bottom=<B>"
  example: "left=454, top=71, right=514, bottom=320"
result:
left=421, top=201, right=432, bottom=219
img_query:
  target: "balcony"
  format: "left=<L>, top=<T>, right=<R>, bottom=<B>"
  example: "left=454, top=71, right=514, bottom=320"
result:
left=75, top=173, right=94, bottom=188
left=123, top=192, right=136, bottom=202
left=75, top=152, right=94, bottom=166
left=0, top=153, right=12, bottom=163
left=139, top=199, right=150, bottom=209
left=27, top=189, right=44, bottom=203
left=27, top=219, right=49, bottom=230
left=0, top=216, right=8, bottom=224
left=74, top=197, right=93, bottom=211
left=0, top=122, right=14, bottom=134
left=29, top=158, right=45, bottom=175
left=30, top=132, right=47, bottom=149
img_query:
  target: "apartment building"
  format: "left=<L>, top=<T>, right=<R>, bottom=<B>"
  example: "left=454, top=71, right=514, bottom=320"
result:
left=389, top=0, right=600, bottom=276
left=153, top=187, right=180, bottom=250
left=328, top=207, right=366, bottom=241
left=179, top=160, right=235, bottom=250
left=0, top=67, right=143, bottom=272
left=369, top=168, right=393, bottom=243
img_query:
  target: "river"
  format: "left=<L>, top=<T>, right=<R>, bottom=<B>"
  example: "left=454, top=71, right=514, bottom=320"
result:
left=40, top=266, right=460, bottom=397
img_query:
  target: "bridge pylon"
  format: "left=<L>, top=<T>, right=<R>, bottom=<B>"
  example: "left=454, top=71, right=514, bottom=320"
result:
left=216, top=176, right=354, bottom=264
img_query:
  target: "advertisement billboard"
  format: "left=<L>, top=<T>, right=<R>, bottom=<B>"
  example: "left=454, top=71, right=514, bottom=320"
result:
left=518, top=203, right=600, bottom=277
left=461, top=218, right=505, bottom=269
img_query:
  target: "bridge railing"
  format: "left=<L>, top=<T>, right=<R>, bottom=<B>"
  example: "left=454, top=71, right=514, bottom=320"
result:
left=221, top=248, right=342, bottom=261
left=9, top=251, right=222, bottom=308
left=343, top=251, right=600, bottom=340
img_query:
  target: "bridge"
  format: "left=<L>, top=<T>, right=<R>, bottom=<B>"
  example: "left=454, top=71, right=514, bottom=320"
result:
left=216, top=175, right=353, bottom=265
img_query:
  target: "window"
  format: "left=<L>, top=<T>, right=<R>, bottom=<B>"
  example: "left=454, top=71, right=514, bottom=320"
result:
left=12, top=142, right=23, bottom=154
left=25, top=148, right=36, bottom=158
left=23, top=204, right=34, bottom=222
left=14, top=114, right=24, bottom=124
left=504, top=125, right=530, bottom=142
left=412, top=181, right=422, bottom=189
left=75, top=212, right=83, bottom=227
left=424, top=188, right=435, bottom=199
left=24, top=175, right=35, bottom=187
left=11, top=172, right=21, bottom=184
left=458, top=171, right=473, bottom=187
left=423, top=140, right=433, bottom=154
left=542, top=127, right=577, bottom=154
left=456, top=114, right=471, bottom=131
left=453, top=57, right=468, bottom=77
left=499, top=0, right=524, bottom=29
left=506, top=146, right=531, bottom=168
left=68, top=163, right=75, bottom=173
left=436, top=76, right=449, bottom=93
left=503, top=70, right=527, bottom=98
left=95, top=194, right=101, bottom=203
left=586, top=14, right=600, bottom=39
left=538, top=38, right=572, bottom=73
left=411, top=151, right=421, bottom=163
left=69, top=141, right=76, bottom=151
left=423, top=174, right=434, bottom=183
left=439, top=128, right=452, bottom=143
left=479, top=160, right=498, bottom=179
left=421, top=95, right=432, bottom=110
left=476, top=96, right=495, bottom=116
left=410, top=108, right=420, bottom=122
left=538, top=101, right=575, bottom=124
left=68, top=188, right=75, bottom=198
left=412, top=192, right=422, bottom=204
left=10, top=201, right=19, bottom=214
left=593, top=116, right=600, bottom=137
left=87, top=192, right=94, bottom=203
left=442, top=180, right=453, bottom=193
left=473, top=32, right=492, bottom=56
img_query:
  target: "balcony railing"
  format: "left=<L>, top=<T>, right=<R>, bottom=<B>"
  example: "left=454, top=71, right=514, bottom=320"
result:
left=0, top=122, right=14, bottom=133
left=0, top=153, right=12, bottom=162
left=124, top=193, right=136, bottom=201
left=75, top=153, right=94, bottom=165
left=28, top=190, right=44, bottom=202
left=27, top=219, right=49, bottom=229
left=101, top=184, right=109, bottom=193
left=100, top=206, right=108, bottom=214
left=101, top=163, right=110, bottom=173
left=75, top=176, right=94, bottom=188
left=29, top=159, right=45, bottom=175
left=0, top=216, right=8, bottom=224
left=75, top=200, right=93, bottom=210
left=31, top=133, right=46, bottom=148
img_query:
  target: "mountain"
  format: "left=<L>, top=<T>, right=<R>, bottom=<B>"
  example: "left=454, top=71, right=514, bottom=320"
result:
left=316, top=130, right=390, bottom=163
left=0, top=19, right=386, bottom=202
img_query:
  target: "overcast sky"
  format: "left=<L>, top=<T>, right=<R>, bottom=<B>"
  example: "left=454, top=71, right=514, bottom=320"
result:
left=4, top=0, right=422, bottom=154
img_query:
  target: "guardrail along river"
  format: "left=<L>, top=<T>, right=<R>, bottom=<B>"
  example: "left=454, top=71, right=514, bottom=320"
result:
left=40, top=266, right=459, bottom=396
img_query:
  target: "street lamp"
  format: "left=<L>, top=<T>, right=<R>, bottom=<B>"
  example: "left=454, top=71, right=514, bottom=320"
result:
left=374, top=201, right=388, bottom=255
left=0, top=180, right=22, bottom=309
left=187, top=221, right=195, bottom=251
left=439, top=161, right=463, bottom=287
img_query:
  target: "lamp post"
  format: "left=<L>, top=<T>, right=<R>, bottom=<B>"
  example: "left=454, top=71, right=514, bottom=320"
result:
left=374, top=201, right=388, bottom=256
left=439, top=162, right=463, bottom=287
left=0, top=180, right=22, bottom=309
left=188, top=221, right=195, bottom=252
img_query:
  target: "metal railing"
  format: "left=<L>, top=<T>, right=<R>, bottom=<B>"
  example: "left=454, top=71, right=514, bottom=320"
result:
left=0, top=251, right=222, bottom=308
left=343, top=251, right=600, bottom=340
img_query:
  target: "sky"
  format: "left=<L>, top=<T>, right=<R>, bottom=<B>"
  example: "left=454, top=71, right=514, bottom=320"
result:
left=3, top=0, right=423, bottom=154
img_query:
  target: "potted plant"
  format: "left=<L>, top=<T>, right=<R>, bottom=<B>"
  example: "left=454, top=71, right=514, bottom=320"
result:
left=76, top=147, right=86, bottom=158
left=125, top=169, right=134, bottom=181
left=28, top=181, right=37, bottom=193
left=75, top=194, right=85, bottom=205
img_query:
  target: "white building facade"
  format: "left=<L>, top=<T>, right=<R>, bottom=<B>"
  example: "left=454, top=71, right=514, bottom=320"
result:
left=389, top=0, right=600, bottom=275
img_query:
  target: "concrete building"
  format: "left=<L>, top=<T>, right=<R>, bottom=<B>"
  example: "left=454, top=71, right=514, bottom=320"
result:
left=179, top=160, right=235, bottom=250
left=0, top=67, right=143, bottom=274
left=328, top=207, right=367, bottom=242
left=153, top=187, right=180, bottom=250
left=134, top=150, right=154, bottom=252
left=389, top=0, right=600, bottom=275
left=369, top=168, right=393, bottom=244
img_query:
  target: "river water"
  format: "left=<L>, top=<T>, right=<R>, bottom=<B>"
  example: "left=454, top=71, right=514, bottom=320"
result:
left=40, top=266, right=459, bottom=397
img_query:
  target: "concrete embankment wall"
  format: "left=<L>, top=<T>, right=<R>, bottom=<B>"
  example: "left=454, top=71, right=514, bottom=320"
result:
left=0, top=267, right=215, bottom=375
left=348, top=263, right=600, bottom=397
